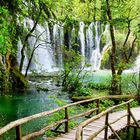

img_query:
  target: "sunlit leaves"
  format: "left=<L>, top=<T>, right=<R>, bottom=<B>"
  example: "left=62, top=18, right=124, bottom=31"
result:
left=109, top=0, right=140, bottom=30
left=0, top=7, right=12, bottom=55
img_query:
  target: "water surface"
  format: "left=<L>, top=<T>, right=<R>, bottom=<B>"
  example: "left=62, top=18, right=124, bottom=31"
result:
left=0, top=90, right=70, bottom=139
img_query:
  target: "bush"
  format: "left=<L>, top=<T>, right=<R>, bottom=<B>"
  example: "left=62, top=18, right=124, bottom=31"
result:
left=88, top=82, right=111, bottom=90
left=72, top=87, right=91, bottom=97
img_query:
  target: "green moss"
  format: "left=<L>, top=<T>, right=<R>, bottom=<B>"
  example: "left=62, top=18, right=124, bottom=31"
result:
left=11, top=67, right=29, bottom=89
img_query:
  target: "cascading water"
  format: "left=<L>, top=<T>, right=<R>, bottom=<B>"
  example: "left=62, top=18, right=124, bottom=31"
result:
left=17, top=20, right=112, bottom=74
left=130, top=55, right=140, bottom=72
left=98, top=24, right=111, bottom=68
left=69, top=26, right=76, bottom=49
left=17, top=19, right=140, bottom=72
left=79, top=22, right=85, bottom=66
left=17, top=18, right=140, bottom=75
left=53, top=23, right=64, bottom=68
left=89, top=21, right=102, bottom=70
left=85, top=21, right=110, bottom=70
left=31, top=23, right=54, bottom=72
left=86, top=22, right=94, bottom=62
left=18, top=18, right=56, bottom=73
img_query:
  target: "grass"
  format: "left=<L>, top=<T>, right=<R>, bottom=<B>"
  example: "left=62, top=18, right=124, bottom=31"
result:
left=83, top=70, right=139, bottom=95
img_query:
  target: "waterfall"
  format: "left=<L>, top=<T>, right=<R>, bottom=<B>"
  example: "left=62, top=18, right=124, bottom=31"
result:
left=17, top=19, right=113, bottom=74
left=95, top=21, right=101, bottom=52
left=88, top=21, right=101, bottom=70
left=18, top=18, right=55, bottom=73
left=98, top=24, right=111, bottom=68
left=17, top=19, right=109, bottom=72
left=53, top=23, right=64, bottom=68
left=86, top=22, right=94, bottom=62
left=86, top=22, right=111, bottom=70
left=79, top=22, right=85, bottom=66
left=130, top=55, right=140, bottom=72
left=69, top=26, right=76, bottom=49
left=31, top=23, right=54, bottom=72
left=135, top=55, right=140, bottom=70
left=17, top=19, right=140, bottom=74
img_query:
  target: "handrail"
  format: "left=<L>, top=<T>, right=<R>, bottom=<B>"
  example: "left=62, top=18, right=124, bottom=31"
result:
left=0, top=97, right=101, bottom=139
left=0, top=95, right=136, bottom=140
left=0, top=97, right=100, bottom=135
left=75, top=99, right=134, bottom=140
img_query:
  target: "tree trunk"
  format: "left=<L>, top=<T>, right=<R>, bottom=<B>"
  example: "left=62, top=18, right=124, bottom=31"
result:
left=0, top=55, right=9, bottom=93
left=106, top=0, right=119, bottom=95
left=0, top=2, right=29, bottom=93
left=111, top=74, right=121, bottom=95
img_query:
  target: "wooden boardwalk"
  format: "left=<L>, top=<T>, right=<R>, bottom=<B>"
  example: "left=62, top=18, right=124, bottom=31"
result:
left=53, top=107, right=140, bottom=140
left=0, top=96, right=140, bottom=140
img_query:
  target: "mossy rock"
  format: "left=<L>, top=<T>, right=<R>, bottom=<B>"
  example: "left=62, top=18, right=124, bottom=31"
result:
left=11, top=67, right=29, bottom=90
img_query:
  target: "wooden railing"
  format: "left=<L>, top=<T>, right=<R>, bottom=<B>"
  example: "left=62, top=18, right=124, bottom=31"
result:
left=0, top=95, right=137, bottom=140
left=0, top=97, right=101, bottom=140
left=76, top=98, right=140, bottom=140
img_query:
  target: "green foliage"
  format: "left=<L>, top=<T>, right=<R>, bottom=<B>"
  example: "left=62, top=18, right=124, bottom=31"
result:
left=114, top=100, right=139, bottom=112
left=121, top=72, right=140, bottom=96
left=100, top=47, right=110, bottom=69
left=61, top=46, right=89, bottom=95
left=0, top=7, right=12, bottom=55
left=72, top=87, right=92, bottom=97
left=130, top=100, right=139, bottom=107
left=86, top=71, right=112, bottom=90
left=99, top=99, right=114, bottom=111
left=101, top=34, right=107, bottom=46
left=105, top=0, right=140, bottom=95
left=88, top=82, right=111, bottom=90
left=84, top=71, right=140, bottom=95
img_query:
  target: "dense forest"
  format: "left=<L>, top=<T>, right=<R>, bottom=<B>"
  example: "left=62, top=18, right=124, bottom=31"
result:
left=0, top=0, right=140, bottom=95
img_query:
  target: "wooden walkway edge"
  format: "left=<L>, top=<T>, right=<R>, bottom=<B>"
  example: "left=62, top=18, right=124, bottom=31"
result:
left=53, top=107, right=140, bottom=140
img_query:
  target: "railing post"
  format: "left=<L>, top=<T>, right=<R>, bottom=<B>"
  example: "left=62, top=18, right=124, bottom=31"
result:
left=65, top=107, right=69, bottom=132
left=96, top=99, right=100, bottom=115
left=79, top=129, right=83, bottom=140
left=16, top=125, right=22, bottom=140
left=76, top=127, right=83, bottom=140
left=104, top=113, right=109, bottom=140
left=127, top=102, right=131, bottom=126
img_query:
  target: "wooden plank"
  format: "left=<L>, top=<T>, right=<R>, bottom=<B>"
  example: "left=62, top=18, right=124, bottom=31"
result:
left=53, top=107, right=140, bottom=140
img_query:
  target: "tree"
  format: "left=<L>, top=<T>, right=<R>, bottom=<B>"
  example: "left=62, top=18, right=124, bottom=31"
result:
left=0, top=0, right=56, bottom=92
left=61, top=46, right=90, bottom=96
left=131, top=67, right=140, bottom=104
left=105, top=0, right=140, bottom=94
left=0, top=2, right=29, bottom=93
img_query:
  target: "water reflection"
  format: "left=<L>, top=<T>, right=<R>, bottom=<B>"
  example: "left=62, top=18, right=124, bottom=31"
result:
left=0, top=90, right=70, bottom=127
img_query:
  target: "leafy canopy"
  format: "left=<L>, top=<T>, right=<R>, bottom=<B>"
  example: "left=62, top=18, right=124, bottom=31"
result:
left=0, top=7, right=12, bottom=55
